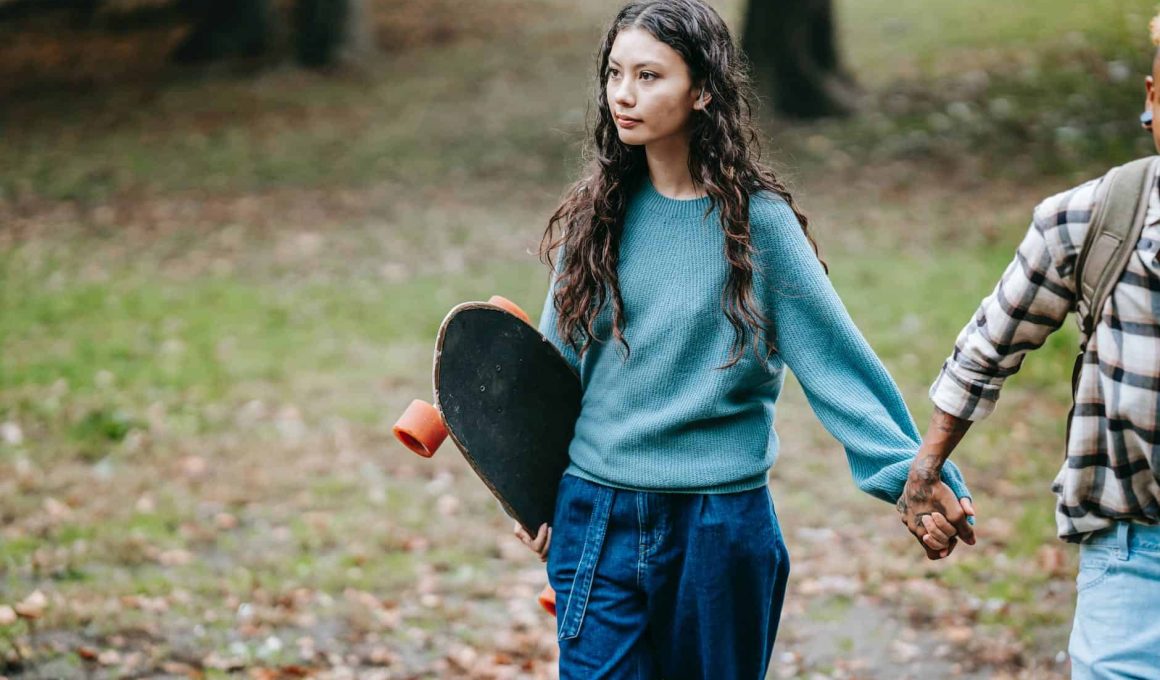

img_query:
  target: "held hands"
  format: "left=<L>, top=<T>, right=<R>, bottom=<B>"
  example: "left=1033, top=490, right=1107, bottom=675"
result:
left=514, top=522, right=551, bottom=562
left=897, top=460, right=976, bottom=560
left=900, top=408, right=978, bottom=560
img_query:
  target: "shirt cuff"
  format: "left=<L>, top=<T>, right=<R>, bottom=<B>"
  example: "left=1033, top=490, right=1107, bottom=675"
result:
left=929, top=363, right=1000, bottom=422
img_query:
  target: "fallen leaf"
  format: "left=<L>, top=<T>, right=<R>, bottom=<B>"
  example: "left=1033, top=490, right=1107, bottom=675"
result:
left=43, top=496, right=72, bottom=520
left=158, top=549, right=194, bottom=566
left=180, top=456, right=208, bottom=478
left=14, top=590, right=47, bottom=619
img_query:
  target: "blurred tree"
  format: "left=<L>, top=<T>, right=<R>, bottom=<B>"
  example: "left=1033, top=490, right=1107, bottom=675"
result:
left=295, top=0, right=372, bottom=67
left=0, top=0, right=100, bottom=24
left=170, top=0, right=270, bottom=63
left=742, top=0, right=857, bottom=118
left=171, top=0, right=371, bottom=67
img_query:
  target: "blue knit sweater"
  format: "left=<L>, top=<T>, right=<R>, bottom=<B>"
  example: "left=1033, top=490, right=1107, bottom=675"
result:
left=538, top=179, right=970, bottom=502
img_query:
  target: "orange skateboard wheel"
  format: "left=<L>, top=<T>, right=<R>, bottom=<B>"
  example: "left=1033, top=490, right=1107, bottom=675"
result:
left=538, top=584, right=557, bottom=617
left=487, top=295, right=531, bottom=324
left=392, top=399, right=447, bottom=458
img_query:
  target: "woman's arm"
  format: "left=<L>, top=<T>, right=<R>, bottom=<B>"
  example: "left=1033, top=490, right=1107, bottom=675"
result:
left=537, top=263, right=582, bottom=376
left=752, top=197, right=973, bottom=511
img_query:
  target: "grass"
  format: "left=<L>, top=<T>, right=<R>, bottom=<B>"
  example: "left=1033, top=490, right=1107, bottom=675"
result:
left=839, top=0, right=1151, bottom=84
left=1, top=245, right=550, bottom=464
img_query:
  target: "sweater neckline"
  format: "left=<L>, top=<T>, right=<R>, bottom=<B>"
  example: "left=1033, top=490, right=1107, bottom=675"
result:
left=636, top=177, right=713, bottom=220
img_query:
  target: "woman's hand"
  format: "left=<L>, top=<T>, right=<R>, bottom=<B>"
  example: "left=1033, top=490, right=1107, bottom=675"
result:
left=514, top=522, right=551, bottom=562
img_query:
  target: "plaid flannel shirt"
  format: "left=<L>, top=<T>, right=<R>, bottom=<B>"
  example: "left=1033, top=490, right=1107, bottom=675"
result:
left=930, top=174, right=1160, bottom=541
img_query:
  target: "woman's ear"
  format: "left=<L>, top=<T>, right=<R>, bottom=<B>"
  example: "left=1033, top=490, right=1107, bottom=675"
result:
left=693, top=83, right=712, bottom=111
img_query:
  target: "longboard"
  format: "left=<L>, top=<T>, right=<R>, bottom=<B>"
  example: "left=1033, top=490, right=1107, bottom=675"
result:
left=392, top=296, right=582, bottom=615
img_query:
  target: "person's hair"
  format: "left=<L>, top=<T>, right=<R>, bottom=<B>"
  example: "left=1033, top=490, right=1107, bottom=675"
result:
left=1151, top=10, right=1160, bottom=46
left=540, top=0, right=824, bottom=369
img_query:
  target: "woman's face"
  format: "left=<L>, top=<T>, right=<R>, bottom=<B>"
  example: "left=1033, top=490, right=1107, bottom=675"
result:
left=605, top=27, right=707, bottom=148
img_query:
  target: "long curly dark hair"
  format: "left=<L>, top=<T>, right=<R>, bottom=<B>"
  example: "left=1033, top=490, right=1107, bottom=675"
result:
left=540, top=0, right=824, bottom=368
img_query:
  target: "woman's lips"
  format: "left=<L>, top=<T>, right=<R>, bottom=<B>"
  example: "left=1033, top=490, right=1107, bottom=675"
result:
left=616, top=116, right=641, bottom=129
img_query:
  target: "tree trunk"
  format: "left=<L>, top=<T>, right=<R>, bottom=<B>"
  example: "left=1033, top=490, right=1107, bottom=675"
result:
left=171, top=0, right=270, bottom=64
left=0, top=0, right=99, bottom=24
left=340, top=0, right=376, bottom=65
left=742, top=0, right=856, bottom=119
left=294, top=0, right=352, bottom=68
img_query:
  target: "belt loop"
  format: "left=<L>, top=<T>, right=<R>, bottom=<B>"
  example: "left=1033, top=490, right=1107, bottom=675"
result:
left=558, top=484, right=615, bottom=640
left=1116, top=521, right=1131, bottom=561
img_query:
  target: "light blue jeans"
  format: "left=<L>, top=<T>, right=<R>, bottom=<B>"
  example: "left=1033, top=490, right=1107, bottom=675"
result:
left=1069, top=521, right=1160, bottom=679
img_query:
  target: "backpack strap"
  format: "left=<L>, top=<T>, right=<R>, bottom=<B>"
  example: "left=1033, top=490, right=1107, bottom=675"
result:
left=1075, top=156, right=1160, bottom=340
left=1065, top=156, right=1159, bottom=452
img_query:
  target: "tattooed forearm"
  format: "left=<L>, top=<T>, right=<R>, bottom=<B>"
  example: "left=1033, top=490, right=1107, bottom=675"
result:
left=911, top=461, right=940, bottom=482
left=900, top=408, right=973, bottom=516
left=915, top=407, right=973, bottom=472
left=935, top=411, right=972, bottom=435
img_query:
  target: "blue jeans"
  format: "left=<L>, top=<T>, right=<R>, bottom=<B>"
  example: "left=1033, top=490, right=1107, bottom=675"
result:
left=1069, top=521, right=1160, bottom=679
left=547, top=474, right=790, bottom=680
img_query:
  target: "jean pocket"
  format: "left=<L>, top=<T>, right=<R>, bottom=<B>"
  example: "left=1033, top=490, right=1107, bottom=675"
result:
left=550, top=482, right=614, bottom=641
left=1076, top=544, right=1115, bottom=592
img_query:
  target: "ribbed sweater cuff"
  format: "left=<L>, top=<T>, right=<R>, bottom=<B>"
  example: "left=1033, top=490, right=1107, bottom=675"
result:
left=859, top=459, right=973, bottom=509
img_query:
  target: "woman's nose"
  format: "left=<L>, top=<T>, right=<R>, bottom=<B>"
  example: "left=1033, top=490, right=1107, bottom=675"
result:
left=612, top=81, right=634, bottom=107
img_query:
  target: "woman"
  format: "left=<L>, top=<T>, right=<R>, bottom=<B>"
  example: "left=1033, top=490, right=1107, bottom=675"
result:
left=516, top=2, right=975, bottom=677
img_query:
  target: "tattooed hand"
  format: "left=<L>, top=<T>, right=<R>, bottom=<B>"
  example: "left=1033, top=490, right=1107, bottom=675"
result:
left=898, top=407, right=977, bottom=560
left=898, top=462, right=976, bottom=560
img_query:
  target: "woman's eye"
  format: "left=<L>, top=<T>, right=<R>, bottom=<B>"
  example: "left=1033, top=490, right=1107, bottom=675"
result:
left=607, top=69, right=620, bottom=79
left=640, top=72, right=656, bottom=81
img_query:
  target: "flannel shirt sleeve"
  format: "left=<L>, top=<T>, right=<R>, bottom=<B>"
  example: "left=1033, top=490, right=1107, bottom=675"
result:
left=929, top=181, right=1098, bottom=421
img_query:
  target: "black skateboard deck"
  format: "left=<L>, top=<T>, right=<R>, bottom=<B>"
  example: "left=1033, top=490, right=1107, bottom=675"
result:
left=430, top=301, right=581, bottom=533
